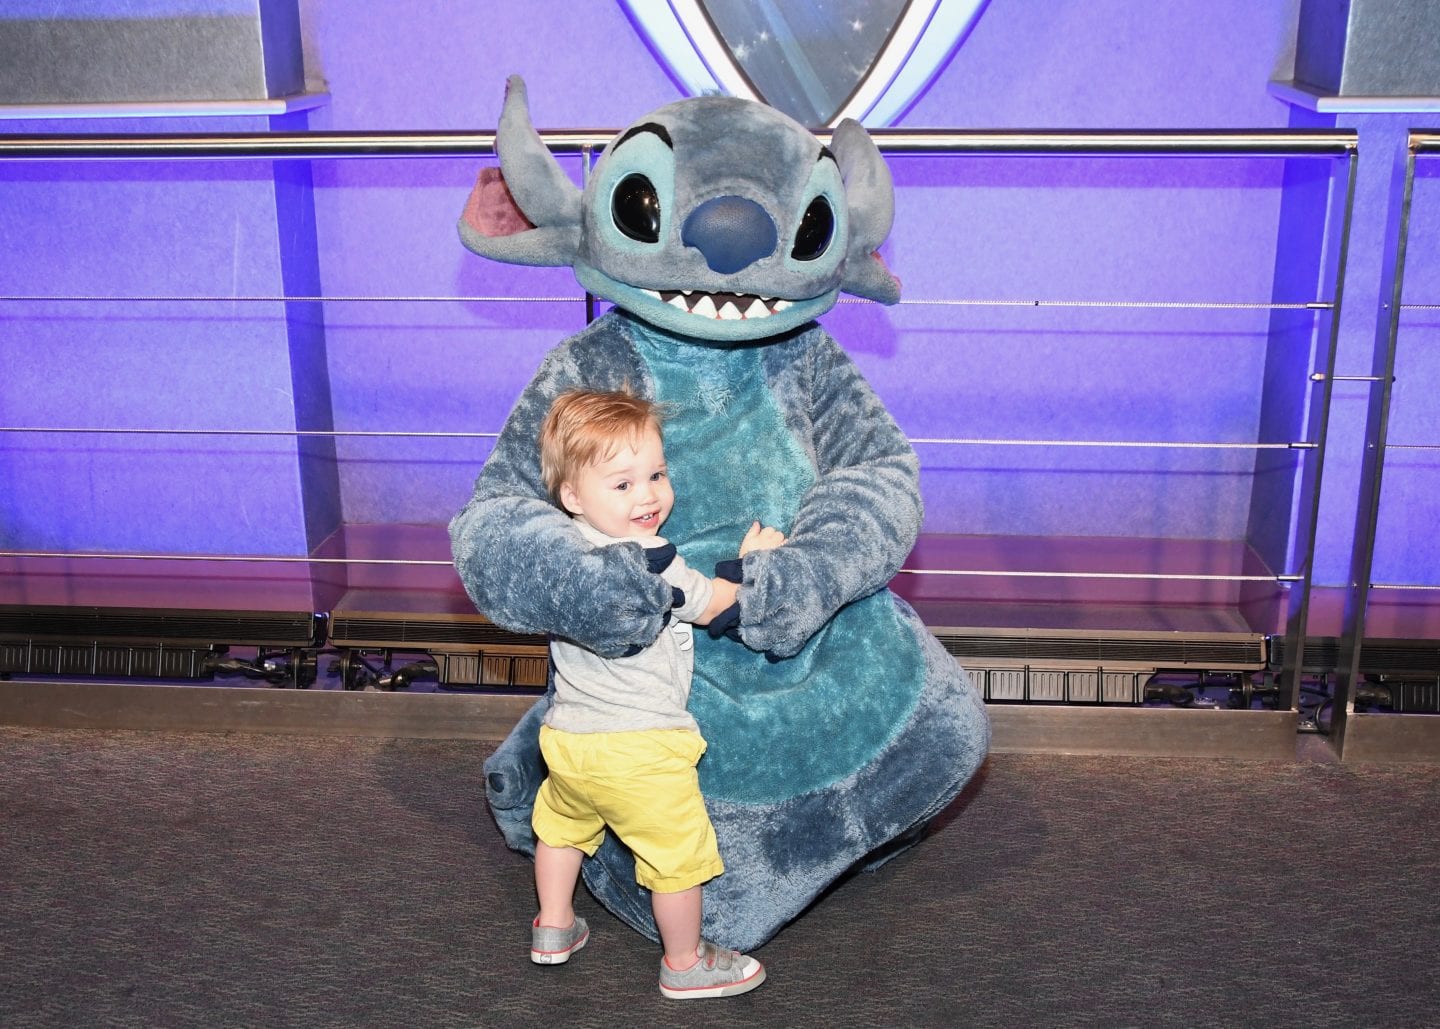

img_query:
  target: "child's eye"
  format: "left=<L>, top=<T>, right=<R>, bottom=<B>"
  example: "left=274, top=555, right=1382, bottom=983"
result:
left=614, top=481, right=630, bottom=492
left=649, top=471, right=665, bottom=482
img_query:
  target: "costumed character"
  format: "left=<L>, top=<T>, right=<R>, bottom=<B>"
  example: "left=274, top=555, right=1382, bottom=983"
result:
left=450, top=75, right=990, bottom=951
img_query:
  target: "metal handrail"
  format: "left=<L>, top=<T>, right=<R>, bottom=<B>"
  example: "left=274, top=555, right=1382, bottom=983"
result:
left=0, top=548, right=1302, bottom=582
left=0, top=425, right=1311, bottom=449
left=0, top=292, right=1334, bottom=309
left=0, top=128, right=1357, bottom=161
left=1411, top=132, right=1440, bottom=155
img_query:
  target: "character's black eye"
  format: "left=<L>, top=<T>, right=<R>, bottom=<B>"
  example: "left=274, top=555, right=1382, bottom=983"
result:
left=612, top=174, right=661, bottom=243
left=791, top=196, right=834, bottom=261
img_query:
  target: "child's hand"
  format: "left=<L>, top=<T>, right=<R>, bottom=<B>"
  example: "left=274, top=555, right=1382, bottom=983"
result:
left=739, top=520, right=786, bottom=557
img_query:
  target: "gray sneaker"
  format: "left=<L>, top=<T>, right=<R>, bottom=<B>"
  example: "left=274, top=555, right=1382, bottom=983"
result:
left=530, top=917, right=589, bottom=965
left=658, top=940, right=766, bottom=1000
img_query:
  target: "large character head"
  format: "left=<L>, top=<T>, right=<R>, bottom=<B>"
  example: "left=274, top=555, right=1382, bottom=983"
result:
left=459, top=76, right=900, bottom=343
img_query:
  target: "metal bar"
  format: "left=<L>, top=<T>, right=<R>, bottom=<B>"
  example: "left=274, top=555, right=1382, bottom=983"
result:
left=1369, top=583, right=1440, bottom=590
left=860, top=298, right=1331, bottom=310
left=582, top=145, right=597, bottom=325
left=1280, top=148, right=1359, bottom=714
left=0, top=293, right=1332, bottom=310
left=893, top=570, right=1300, bottom=582
left=0, top=425, right=1305, bottom=449
left=0, top=427, right=498, bottom=439
left=1333, top=138, right=1419, bottom=755
left=0, top=549, right=1299, bottom=581
left=0, top=295, right=575, bottom=304
left=907, top=438, right=1309, bottom=449
left=0, top=551, right=454, bottom=565
left=865, top=129, right=1357, bottom=156
left=0, top=128, right=1358, bottom=162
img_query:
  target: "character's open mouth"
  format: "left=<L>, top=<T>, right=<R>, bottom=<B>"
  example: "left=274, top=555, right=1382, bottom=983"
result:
left=640, top=289, right=794, bottom=321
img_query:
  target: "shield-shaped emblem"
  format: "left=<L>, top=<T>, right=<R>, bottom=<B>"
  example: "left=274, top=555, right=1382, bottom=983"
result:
left=620, top=0, right=990, bottom=127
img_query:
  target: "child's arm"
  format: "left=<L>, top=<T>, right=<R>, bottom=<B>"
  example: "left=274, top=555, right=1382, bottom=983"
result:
left=698, top=521, right=786, bottom=628
left=696, top=578, right=738, bottom=626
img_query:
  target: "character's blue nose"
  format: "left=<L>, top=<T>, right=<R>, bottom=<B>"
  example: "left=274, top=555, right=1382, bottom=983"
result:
left=680, top=195, right=778, bottom=274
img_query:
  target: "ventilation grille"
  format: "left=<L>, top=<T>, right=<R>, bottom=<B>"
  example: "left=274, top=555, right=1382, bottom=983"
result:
left=0, top=606, right=320, bottom=646
left=933, top=631, right=1266, bottom=670
left=0, top=641, right=210, bottom=680
left=977, top=667, right=1147, bottom=704
left=329, top=615, right=546, bottom=649
left=1273, top=637, right=1440, bottom=676
left=1359, top=642, right=1440, bottom=676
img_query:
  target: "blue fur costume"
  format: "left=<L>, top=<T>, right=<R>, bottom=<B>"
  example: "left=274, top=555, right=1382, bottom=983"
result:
left=450, top=77, right=990, bottom=952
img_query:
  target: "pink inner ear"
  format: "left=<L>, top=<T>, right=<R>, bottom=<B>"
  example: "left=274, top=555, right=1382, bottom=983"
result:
left=872, top=251, right=901, bottom=293
left=461, top=166, right=536, bottom=238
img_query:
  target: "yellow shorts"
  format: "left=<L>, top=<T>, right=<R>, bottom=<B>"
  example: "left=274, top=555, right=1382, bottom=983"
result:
left=532, top=725, right=725, bottom=893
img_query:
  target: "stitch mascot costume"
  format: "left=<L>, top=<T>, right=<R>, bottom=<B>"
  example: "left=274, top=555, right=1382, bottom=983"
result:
left=451, top=76, right=990, bottom=951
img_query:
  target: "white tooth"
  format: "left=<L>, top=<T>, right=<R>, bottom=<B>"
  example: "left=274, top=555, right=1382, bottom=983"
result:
left=773, top=298, right=792, bottom=312
left=743, top=297, right=770, bottom=318
left=682, top=289, right=694, bottom=296
left=691, top=294, right=718, bottom=318
left=718, top=301, right=743, bottom=320
left=668, top=294, right=689, bottom=309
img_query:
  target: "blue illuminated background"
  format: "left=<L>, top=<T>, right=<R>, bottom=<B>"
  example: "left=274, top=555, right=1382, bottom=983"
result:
left=1, top=0, right=1437, bottom=639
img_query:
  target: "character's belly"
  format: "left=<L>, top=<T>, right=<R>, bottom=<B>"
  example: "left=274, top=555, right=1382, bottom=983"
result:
left=634, top=334, right=924, bottom=804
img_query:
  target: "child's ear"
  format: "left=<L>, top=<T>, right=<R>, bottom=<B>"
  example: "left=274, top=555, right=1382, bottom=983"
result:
left=558, top=482, right=582, bottom=517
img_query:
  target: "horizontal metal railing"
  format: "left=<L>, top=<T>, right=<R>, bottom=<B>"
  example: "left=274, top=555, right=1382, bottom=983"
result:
left=0, top=128, right=1358, bottom=161
left=0, top=548, right=1301, bottom=582
left=0, top=425, right=1312, bottom=449
left=0, top=292, right=1334, bottom=309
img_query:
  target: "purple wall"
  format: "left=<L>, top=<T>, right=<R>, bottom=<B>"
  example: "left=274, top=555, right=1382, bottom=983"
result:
left=0, top=152, right=310, bottom=558
left=3, top=0, right=1436, bottom=624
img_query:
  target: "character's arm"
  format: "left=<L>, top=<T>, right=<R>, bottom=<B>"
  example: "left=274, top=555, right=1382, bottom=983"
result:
left=734, top=334, right=921, bottom=658
left=448, top=350, right=672, bottom=658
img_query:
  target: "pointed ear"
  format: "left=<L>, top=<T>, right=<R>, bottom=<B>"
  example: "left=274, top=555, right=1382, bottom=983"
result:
left=831, top=118, right=901, bottom=305
left=844, top=250, right=902, bottom=305
left=457, top=75, right=582, bottom=267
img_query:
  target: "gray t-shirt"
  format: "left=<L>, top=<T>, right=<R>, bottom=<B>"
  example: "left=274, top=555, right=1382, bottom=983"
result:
left=544, top=520, right=716, bottom=735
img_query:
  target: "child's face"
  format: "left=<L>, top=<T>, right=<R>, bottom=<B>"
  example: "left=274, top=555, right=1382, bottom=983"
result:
left=559, top=424, right=674, bottom=539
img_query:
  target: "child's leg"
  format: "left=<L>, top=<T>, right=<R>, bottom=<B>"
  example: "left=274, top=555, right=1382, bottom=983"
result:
left=653, top=885, right=766, bottom=999
left=535, top=839, right=584, bottom=928
left=651, top=885, right=703, bottom=968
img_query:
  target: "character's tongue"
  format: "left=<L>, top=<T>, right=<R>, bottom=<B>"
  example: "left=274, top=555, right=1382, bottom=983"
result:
left=641, top=289, right=793, bottom=321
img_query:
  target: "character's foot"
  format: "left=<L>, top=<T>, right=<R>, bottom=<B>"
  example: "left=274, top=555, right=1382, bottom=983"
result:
left=658, top=940, right=766, bottom=999
left=530, top=916, right=589, bottom=965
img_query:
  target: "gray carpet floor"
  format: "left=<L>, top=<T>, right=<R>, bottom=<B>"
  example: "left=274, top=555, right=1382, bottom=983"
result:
left=3, top=725, right=1438, bottom=1028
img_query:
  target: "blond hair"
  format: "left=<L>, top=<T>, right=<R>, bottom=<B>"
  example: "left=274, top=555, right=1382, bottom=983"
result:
left=539, top=389, right=664, bottom=505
